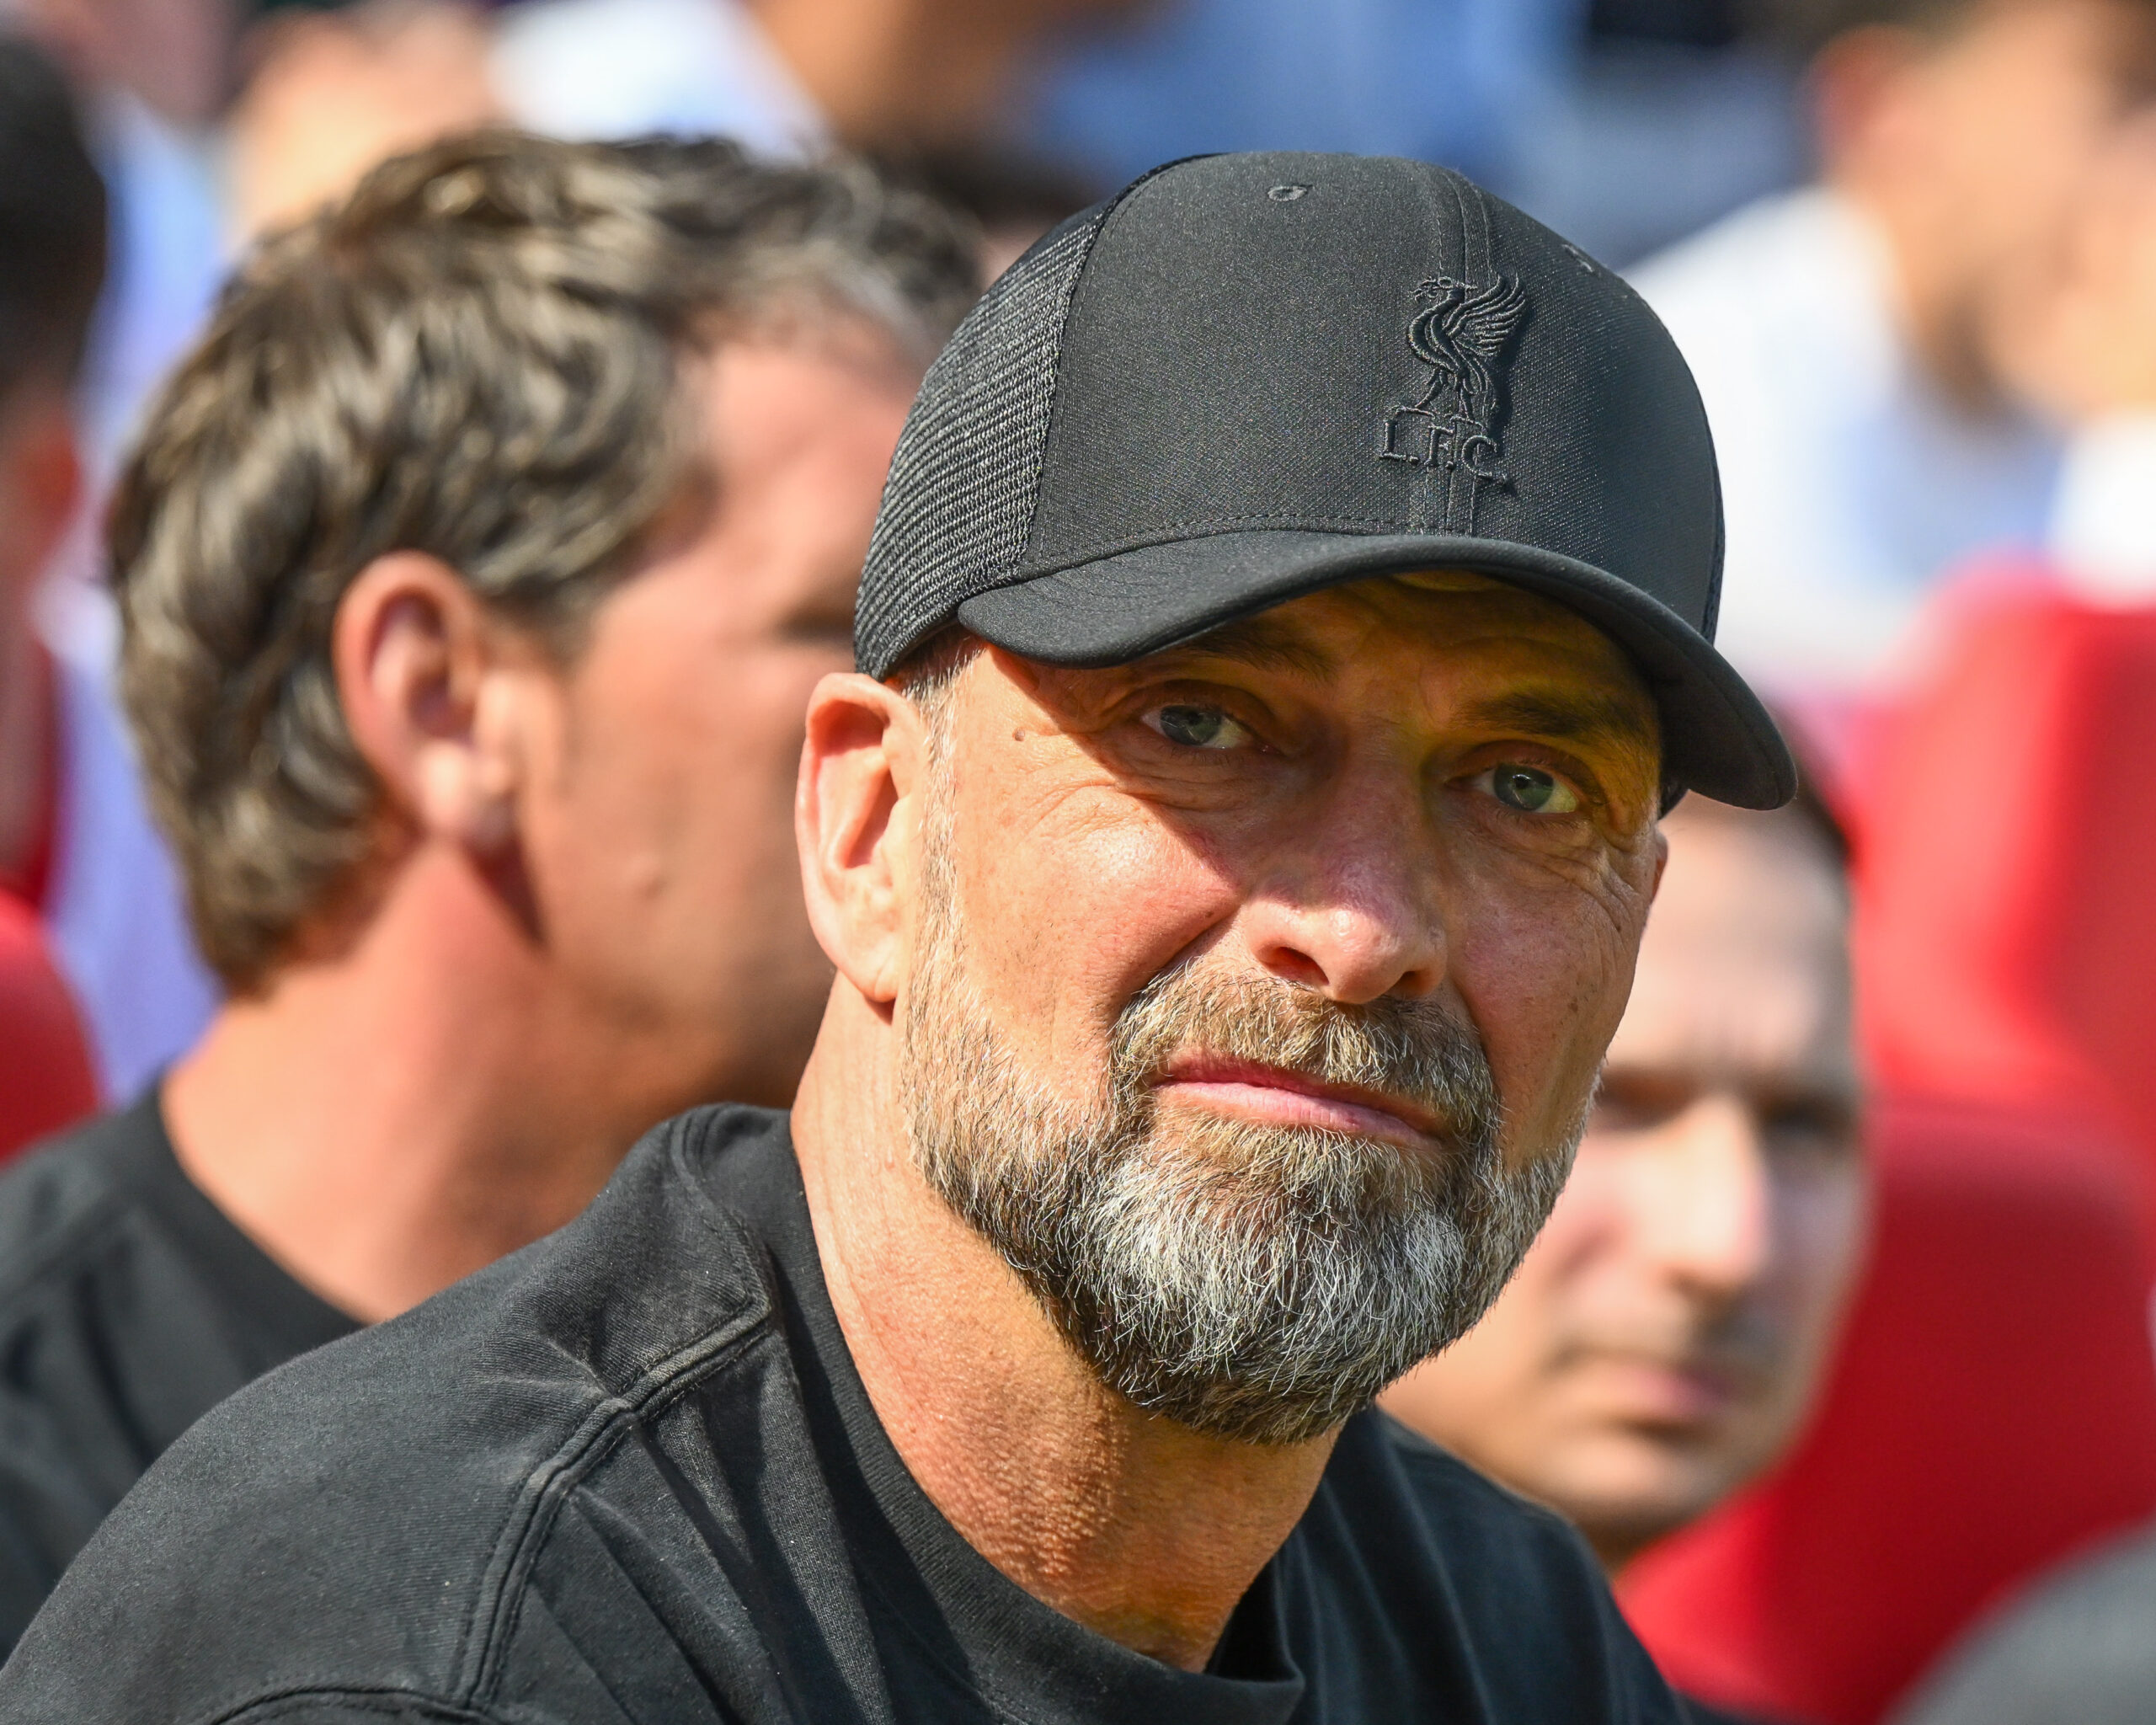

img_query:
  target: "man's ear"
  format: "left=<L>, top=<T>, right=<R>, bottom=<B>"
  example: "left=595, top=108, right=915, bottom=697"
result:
left=797, top=670, right=933, bottom=1008
left=331, top=552, right=523, bottom=855
left=1812, top=24, right=1924, bottom=186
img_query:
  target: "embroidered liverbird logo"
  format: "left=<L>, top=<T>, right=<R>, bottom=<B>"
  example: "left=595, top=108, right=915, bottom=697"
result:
left=1380, top=273, right=1529, bottom=478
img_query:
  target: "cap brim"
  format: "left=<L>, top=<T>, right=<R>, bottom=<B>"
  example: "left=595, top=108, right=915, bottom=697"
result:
left=956, top=529, right=1795, bottom=809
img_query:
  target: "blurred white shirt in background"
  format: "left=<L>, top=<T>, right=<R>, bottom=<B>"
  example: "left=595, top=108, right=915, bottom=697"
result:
left=1630, top=186, right=2062, bottom=694
left=2050, top=413, right=2156, bottom=601
left=491, top=0, right=823, bottom=152
left=33, top=582, right=218, bottom=1106
left=78, top=90, right=227, bottom=476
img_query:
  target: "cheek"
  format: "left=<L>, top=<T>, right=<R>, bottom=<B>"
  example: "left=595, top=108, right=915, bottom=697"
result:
left=1516, top=1146, right=1642, bottom=1326
left=948, top=776, right=1244, bottom=1071
left=544, top=635, right=846, bottom=920
left=1949, top=43, right=2114, bottom=237
left=1543, top=1136, right=1635, bottom=1238
left=1767, top=1167, right=1871, bottom=1343
left=1505, top=1183, right=1613, bottom=1329
left=1444, top=849, right=1651, bottom=1151
left=550, top=657, right=708, bottom=880
left=1411, top=1194, right=1604, bottom=1428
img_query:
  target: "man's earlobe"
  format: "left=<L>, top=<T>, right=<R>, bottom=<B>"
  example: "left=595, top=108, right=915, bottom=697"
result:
left=797, top=672, right=928, bottom=1007
left=333, top=553, right=520, bottom=854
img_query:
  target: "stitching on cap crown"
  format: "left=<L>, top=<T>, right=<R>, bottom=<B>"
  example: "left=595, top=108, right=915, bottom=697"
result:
left=854, top=211, right=1107, bottom=678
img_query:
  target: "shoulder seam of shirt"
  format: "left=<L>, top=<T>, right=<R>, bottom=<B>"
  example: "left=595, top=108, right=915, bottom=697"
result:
left=455, top=1225, right=776, bottom=1706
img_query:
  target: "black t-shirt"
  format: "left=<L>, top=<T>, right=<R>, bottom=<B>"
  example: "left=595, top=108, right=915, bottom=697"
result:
left=0, top=1104, right=1682, bottom=1723
left=1678, top=1699, right=1780, bottom=1725
left=0, top=1092, right=357, bottom=1649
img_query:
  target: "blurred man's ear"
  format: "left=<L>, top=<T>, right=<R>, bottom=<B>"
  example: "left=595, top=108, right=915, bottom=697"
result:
left=331, top=552, right=526, bottom=857
left=1811, top=24, right=1926, bottom=186
left=0, top=387, right=83, bottom=604
left=796, top=670, right=933, bottom=1010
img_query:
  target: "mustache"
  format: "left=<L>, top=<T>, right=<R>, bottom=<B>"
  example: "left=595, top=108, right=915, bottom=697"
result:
left=1564, top=1310, right=1788, bottom=1390
left=1108, top=969, right=1501, bottom=1148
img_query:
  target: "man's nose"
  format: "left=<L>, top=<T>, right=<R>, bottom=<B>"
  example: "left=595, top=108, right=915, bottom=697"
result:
left=1634, top=1094, right=1774, bottom=1304
left=1240, top=777, right=1448, bottom=1005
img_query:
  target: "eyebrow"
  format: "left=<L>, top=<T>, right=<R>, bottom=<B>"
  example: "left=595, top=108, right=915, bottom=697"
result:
left=1164, top=614, right=1340, bottom=681
left=1460, top=688, right=1660, bottom=757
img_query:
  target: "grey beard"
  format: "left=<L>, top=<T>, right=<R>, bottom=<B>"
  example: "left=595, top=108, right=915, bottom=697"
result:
left=899, top=872, right=1581, bottom=1447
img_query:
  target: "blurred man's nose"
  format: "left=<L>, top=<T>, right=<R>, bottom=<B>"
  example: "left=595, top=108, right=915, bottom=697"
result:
left=1631, top=1093, right=1774, bottom=1304
left=1241, top=772, right=1447, bottom=1006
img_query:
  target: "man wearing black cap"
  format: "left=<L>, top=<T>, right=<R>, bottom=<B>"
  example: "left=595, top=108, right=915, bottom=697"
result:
left=0, top=151, right=1791, bottom=1722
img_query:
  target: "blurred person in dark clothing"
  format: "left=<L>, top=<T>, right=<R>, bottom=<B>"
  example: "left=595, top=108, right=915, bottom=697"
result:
left=1631, top=0, right=2156, bottom=692
left=0, top=131, right=976, bottom=1651
left=1384, top=785, right=1867, bottom=1573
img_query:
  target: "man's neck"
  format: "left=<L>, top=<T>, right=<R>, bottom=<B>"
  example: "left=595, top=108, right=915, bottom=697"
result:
left=164, top=844, right=670, bottom=1322
left=788, top=988, right=1338, bottom=1673
left=1828, top=174, right=2006, bottom=416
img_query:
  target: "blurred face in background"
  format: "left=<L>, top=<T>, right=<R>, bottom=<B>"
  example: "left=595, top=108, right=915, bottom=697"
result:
left=1381, top=798, right=1868, bottom=1571
left=229, top=3, right=504, bottom=238
left=508, top=325, right=917, bottom=1111
left=1817, top=0, right=2156, bottom=407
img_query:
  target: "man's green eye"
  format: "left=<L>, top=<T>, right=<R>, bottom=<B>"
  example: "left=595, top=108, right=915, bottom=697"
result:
left=1151, top=705, right=1251, bottom=750
left=1489, top=765, right=1580, bottom=814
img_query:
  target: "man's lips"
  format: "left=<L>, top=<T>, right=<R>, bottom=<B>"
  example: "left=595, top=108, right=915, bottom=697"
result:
left=1563, top=1338, right=1775, bottom=1429
left=1155, top=1054, right=1441, bottom=1147
left=1582, top=1354, right=1742, bottom=1428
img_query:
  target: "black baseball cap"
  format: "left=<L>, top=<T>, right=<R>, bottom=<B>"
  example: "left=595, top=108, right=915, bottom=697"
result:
left=856, top=151, right=1795, bottom=809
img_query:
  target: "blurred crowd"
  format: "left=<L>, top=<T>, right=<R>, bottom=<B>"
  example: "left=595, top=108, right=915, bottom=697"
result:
left=3, top=0, right=2156, bottom=1720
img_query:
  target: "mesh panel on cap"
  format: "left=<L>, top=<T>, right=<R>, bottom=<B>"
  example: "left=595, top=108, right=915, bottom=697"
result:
left=854, top=209, right=1106, bottom=678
